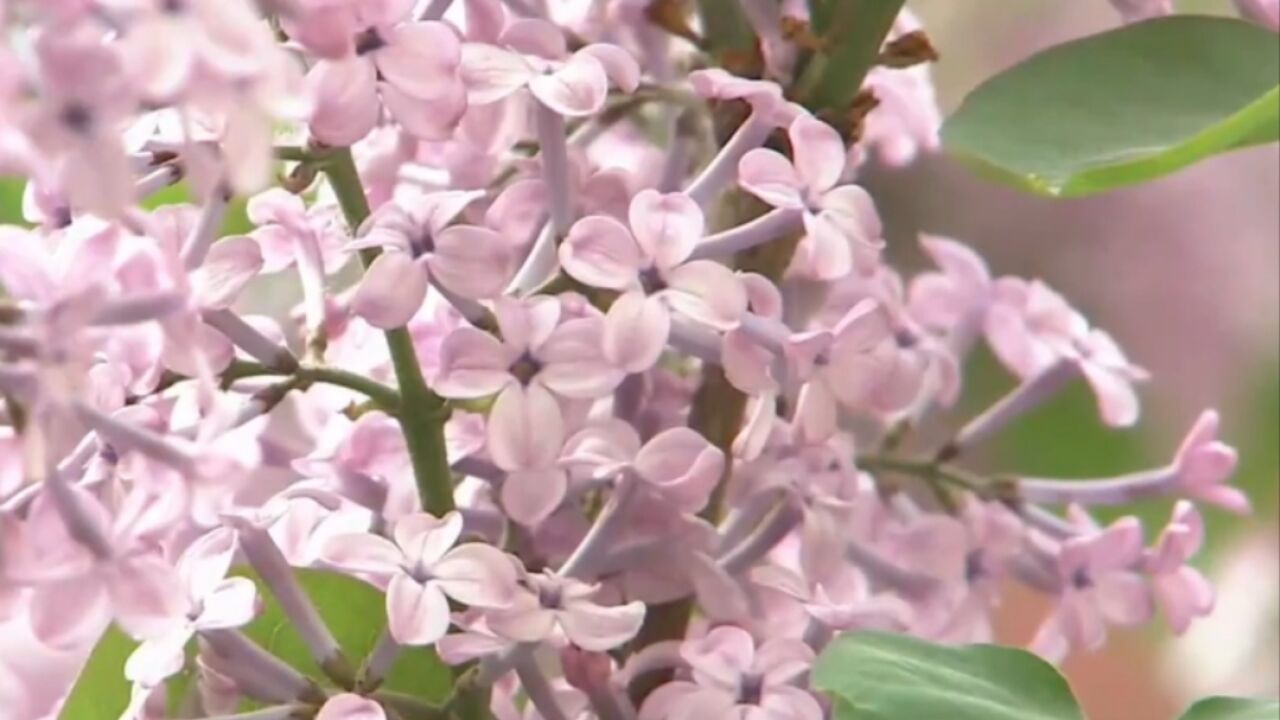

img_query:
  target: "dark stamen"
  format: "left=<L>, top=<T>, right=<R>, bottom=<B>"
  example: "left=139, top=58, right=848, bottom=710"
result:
left=355, top=28, right=387, bottom=55
left=60, top=103, right=93, bottom=134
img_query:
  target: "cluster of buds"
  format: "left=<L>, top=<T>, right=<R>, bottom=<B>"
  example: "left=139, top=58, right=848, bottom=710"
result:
left=0, top=1, right=1264, bottom=719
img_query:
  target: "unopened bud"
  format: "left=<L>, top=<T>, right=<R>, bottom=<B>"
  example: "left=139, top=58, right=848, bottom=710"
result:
left=561, top=644, right=613, bottom=693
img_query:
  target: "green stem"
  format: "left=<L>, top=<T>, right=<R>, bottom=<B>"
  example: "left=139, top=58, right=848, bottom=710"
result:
left=795, top=0, right=907, bottom=112
left=322, top=148, right=457, bottom=517
left=222, top=359, right=402, bottom=410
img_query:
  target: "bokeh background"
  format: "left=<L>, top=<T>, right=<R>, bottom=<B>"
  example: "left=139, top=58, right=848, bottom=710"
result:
left=877, top=2, right=1279, bottom=718
left=0, top=2, right=1274, bottom=718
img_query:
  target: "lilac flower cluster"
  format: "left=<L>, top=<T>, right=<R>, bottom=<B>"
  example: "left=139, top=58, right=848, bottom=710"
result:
left=0, top=1, right=1263, bottom=719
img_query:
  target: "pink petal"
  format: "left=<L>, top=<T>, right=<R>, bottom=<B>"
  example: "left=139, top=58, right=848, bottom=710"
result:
left=436, top=326, right=516, bottom=399
left=351, top=252, right=430, bottom=329
left=788, top=115, right=846, bottom=192
left=393, top=512, right=464, bottom=568
left=559, top=600, right=646, bottom=651
left=434, top=543, right=519, bottom=607
left=799, top=212, right=854, bottom=281
left=529, top=53, right=609, bottom=117
left=628, top=189, right=705, bottom=271
left=535, top=318, right=626, bottom=399
left=307, top=57, right=380, bottom=147
left=125, top=627, right=192, bottom=686
left=436, top=629, right=510, bottom=664
left=486, top=597, right=557, bottom=643
left=195, top=577, right=259, bottom=630
left=603, top=291, right=670, bottom=374
left=684, top=625, right=755, bottom=688
left=459, top=44, right=534, bottom=105
left=722, top=329, right=778, bottom=394
left=317, top=693, right=387, bottom=720
left=499, top=18, right=569, bottom=58
left=920, top=234, right=990, bottom=288
left=633, top=428, right=723, bottom=513
left=737, top=149, right=805, bottom=210
left=794, top=380, right=837, bottom=445
left=375, top=22, right=462, bottom=100
left=493, top=295, right=562, bottom=354
left=486, top=178, right=549, bottom=242
left=386, top=574, right=451, bottom=646
left=755, top=638, right=815, bottom=685
left=1080, top=360, right=1140, bottom=427
left=29, top=579, right=111, bottom=649
left=762, top=686, right=825, bottom=720
left=380, top=79, right=467, bottom=141
left=576, top=44, right=641, bottom=92
left=105, top=556, right=187, bottom=641
left=191, top=236, right=263, bottom=310
left=487, top=383, right=565, bottom=472
left=561, top=215, right=645, bottom=290
left=501, top=468, right=568, bottom=526
left=1094, top=571, right=1155, bottom=628
left=320, top=532, right=405, bottom=577
left=663, top=260, right=747, bottom=330
left=1154, top=567, right=1214, bottom=634
left=428, top=226, right=514, bottom=299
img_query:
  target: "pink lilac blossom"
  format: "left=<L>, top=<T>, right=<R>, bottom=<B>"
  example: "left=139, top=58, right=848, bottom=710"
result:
left=0, top=2, right=1255, bottom=719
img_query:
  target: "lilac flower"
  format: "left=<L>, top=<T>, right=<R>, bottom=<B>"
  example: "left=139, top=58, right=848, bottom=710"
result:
left=321, top=512, right=518, bottom=645
left=640, top=626, right=823, bottom=720
left=486, top=572, right=646, bottom=651
left=349, top=190, right=514, bottom=328
left=737, top=115, right=884, bottom=280
left=1031, top=517, right=1154, bottom=662
left=1144, top=502, right=1215, bottom=634
left=460, top=18, right=639, bottom=117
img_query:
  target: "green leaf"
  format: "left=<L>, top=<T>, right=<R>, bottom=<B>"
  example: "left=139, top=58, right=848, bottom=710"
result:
left=239, top=567, right=452, bottom=704
left=813, top=631, right=1084, bottom=720
left=941, top=16, right=1280, bottom=197
left=58, top=625, right=139, bottom=720
left=1179, top=696, right=1280, bottom=720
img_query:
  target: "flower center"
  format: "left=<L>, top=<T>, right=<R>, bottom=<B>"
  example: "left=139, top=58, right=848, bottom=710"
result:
left=964, top=550, right=985, bottom=582
left=355, top=28, right=387, bottom=56
left=1070, top=568, right=1093, bottom=590
left=639, top=266, right=667, bottom=294
left=737, top=672, right=764, bottom=705
left=408, top=231, right=435, bottom=259
left=510, top=351, right=544, bottom=386
left=60, top=102, right=93, bottom=134
left=537, top=583, right=564, bottom=610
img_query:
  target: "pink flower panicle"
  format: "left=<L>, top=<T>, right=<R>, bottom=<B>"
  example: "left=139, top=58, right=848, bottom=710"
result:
left=0, top=2, right=1250, bottom=719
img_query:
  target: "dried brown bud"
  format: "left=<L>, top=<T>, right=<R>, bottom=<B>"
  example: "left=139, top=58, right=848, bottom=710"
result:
left=879, top=30, right=940, bottom=69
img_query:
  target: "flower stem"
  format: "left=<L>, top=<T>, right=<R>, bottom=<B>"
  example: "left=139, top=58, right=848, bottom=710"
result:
left=322, top=147, right=457, bottom=517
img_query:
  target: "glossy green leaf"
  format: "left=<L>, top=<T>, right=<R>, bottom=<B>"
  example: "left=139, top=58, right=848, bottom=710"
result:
left=58, top=625, right=139, bottom=720
left=239, top=567, right=452, bottom=704
left=942, top=16, right=1280, bottom=197
left=1179, top=696, right=1280, bottom=720
left=813, top=631, right=1084, bottom=720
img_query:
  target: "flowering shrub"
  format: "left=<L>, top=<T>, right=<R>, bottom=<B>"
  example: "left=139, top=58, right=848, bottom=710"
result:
left=0, top=1, right=1276, bottom=719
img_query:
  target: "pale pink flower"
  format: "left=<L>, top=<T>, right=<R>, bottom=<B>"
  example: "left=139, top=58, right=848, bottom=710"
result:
left=856, top=9, right=942, bottom=168
left=1236, top=0, right=1280, bottom=29
left=308, top=15, right=467, bottom=146
left=1171, top=410, right=1246, bottom=514
left=1110, top=0, right=1174, bottom=23
left=752, top=563, right=911, bottom=634
left=460, top=18, right=639, bottom=117
left=317, top=693, right=386, bottom=720
left=124, top=528, right=258, bottom=688
left=738, top=115, right=884, bottom=280
left=22, top=33, right=135, bottom=217
left=14, top=484, right=186, bottom=649
left=247, top=189, right=348, bottom=335
left=687, top=68, right=802, bottom=126
left=1031, top=517, right=1154, bottom=662
left=640, top=626, right=823, bottom=720
left=350, top=190, right=514, bottom=328
left=487, top=572, right=645, bottom=651
left=986, top=278, right=1148, bottom=426
left=321, top=511, right=518, bottom=645
left=907, top=236, right=993, bottom=335
left=561, top=190, right=747, bottom=373
left=560, top=420, right=725, bottom=514
left=1144, top=501, right=1215, bottom=634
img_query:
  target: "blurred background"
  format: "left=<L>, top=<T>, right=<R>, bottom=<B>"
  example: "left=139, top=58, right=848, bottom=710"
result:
left=877, top=2, right=1279, bottom=718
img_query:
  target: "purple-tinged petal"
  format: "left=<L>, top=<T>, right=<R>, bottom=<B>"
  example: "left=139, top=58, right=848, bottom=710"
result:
left=629, top=189, right=704, bottom=271
left=737, top=149, right=805, bottom=210
left=386, top=574, right=451, bottom=646
left=603, top=291, right=670, bottom=374
left=351, top=252, right=430, bottom=329
left=561, top=215, right=645, bottom=290
left=428, top=225, right=514, bottom=299
left=529, top=53, right=609, bottom=117
left=487, top=383, right=565, bottom=472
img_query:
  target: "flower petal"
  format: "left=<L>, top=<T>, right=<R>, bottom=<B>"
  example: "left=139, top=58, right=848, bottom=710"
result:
left=394, top=512, right=464, bottom=568
left=375, top=22, right=462, bottom=100
left=628, top=189, right=704, bottom=271
left=191, top=236, right=263, bottom=310
left=663, top=260, right=747, bottom=330
left=435, top=326, right=515, bottom=399
left=789, top=115, right=846, bottom=192
left=428, top=226, right=514, bottom=299
left=459, top=44, right=534, bottom=105
left=603, top=291, right=670, bottom=374
left=559, top=599, right=646, bottom=651
left=501, top=468, right=568, bottom=527
left=561, top=215, right=645, bottom=290
left=487, top=383, right=564, bottom=471
left=351, top=252, right=429, bottom=329
left=435, top=543, right=519, bottom=607
left=737, top=149, right=805, bottom=210
left=307, top=57, right=379, bottom=147
left=386, top=575, right=451, bottom=646
left=529, top=53, right=608, bottom=117
left=535, top=317, right=626, bottom=399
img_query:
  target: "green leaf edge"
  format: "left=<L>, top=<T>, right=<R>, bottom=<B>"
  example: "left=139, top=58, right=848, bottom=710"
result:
left=944, top=84, right=1279, bottom=197
left=1178, top=695, right=1280, bottom=720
